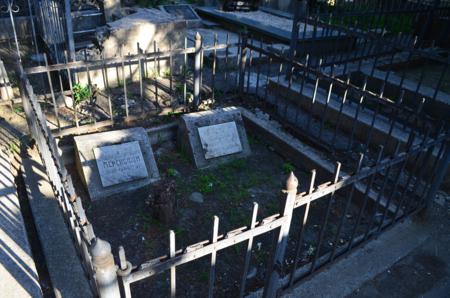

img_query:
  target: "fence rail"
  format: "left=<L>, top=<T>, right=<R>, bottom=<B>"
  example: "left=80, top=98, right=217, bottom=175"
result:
left=22, top=34, right=242, bottom=135
left=114, top=130, right=448, bottom=297
left=10, top=1, right=450, bottom=297
left=17, top=63, right=102, bottom=295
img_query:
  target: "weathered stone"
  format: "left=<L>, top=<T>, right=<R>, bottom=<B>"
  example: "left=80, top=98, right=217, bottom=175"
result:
left=189, top=192, right=204, bottom=203
left=161, top=4, right=202, bottom=28
left=94, top=141, right=148, bottom=187
left=178, top=107, right=251, bottom=168
left=104, top=0, right=121, bottom=22
left=148, top=180, right=176, bottom=224
left=100, top=8, right=186, bottom=59
left=75, top=8, right=187, bottom=91
left=198, top=121, right=243, bottom=159
left=74, top=127, right=160, bottom=200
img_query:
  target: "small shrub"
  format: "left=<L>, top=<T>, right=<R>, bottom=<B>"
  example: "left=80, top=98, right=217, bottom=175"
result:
left=73, top=84, right=91, bottom=106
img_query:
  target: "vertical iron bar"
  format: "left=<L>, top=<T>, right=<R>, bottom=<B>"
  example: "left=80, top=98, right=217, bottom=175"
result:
left=239, top=203, right=259, bottom=298
left=208, top=216, right=219, bottom=298
left=289, top=170, right=317, bottom=287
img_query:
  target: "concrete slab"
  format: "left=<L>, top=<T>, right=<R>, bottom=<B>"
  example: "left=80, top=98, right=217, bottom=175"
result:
left=196, top=7, right=355, bottom=55
left=346, top=198, right=450, bottom=298
left=0, top=150, right=42, bottom=298
left=280, top=218, right=429, bottom=298
left=21, top=149, right=93, bottom=298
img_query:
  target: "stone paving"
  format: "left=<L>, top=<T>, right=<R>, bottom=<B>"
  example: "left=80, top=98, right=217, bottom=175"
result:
left=0, top=118, right=42, bottom=297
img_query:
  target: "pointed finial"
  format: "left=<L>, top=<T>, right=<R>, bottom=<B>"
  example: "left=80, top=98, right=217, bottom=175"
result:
left=285, top=172, right=298, bottom=192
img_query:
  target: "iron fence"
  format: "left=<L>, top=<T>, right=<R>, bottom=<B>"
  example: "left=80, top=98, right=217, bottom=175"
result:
left=9, top=1, right=450, bottom=297
left=114, top=130, right=448, bottom=297
left=23, top=33, right=242, bottom=136
left=16, top=63, right=100, bottom=295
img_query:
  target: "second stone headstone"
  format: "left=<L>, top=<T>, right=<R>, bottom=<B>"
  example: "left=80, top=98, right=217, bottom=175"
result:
left=178, top=107, right=251, bottom=168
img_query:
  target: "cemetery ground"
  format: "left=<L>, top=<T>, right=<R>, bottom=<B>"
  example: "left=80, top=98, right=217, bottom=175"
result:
left=2, top=100, right=450, bottom=297
left=69, top=126, right=376, bottom=297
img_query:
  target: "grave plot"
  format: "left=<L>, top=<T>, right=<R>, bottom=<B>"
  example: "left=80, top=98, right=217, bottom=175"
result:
left=196, top=7, right=355, bottom=56
left=10, top=1, right=449, bottom=296
left=61, top=107, right=395, bottom=297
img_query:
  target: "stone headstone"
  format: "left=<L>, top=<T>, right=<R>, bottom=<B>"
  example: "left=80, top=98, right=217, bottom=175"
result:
left=161, top=4, right=202, bottom=28
left=178, top=107, right=251, bottom=168
left=74, top=127, right=160, bottom=200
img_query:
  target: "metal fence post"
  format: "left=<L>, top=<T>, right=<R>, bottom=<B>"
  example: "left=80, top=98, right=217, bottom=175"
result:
left=425, top=141, right=450, bottom=207
left=238, top=34, right=248, bottom=96
left=91, top=238, right=121, bottom=298
left=288, top=0, right=308, bottom=71
left=193, top=32, right=202, bottom=109
left=263, top=172, right=298, bottom=298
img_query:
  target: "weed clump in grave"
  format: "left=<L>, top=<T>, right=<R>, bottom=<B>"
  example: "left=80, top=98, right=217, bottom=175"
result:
left=282, top=162, right=295, bottom=174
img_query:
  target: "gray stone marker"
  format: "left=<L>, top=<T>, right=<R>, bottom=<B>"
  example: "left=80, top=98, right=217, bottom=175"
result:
left=74, top=127, right=160, bottom=200
left=178, top=107, right=251, bottom=168
left=160, top=4, right=202, bottom=28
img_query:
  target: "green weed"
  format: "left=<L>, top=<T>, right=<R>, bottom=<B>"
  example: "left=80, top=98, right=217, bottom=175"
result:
left=282, top=162, right=295, bottom=174
left=166, top=168, right=179, bottom=177
left=12, top=104, right=24, bottom=114
left=73, top=84, right=91, bottom=106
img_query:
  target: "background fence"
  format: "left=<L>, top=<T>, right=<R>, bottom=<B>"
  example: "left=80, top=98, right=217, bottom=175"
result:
left=8, top=0, right=450, bottom=297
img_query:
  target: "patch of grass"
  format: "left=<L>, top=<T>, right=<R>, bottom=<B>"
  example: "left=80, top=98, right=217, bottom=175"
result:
left=282, top=162, right=295, bottom=174
left=163, top=69, right=171, bottom=78
left=199, top=270, right=209, bottom=283
left=139, top=210, right=162, bottom=230
left=265, top=200, right=280, bottom=215
left=8, top=141, right=19, bottom=155
left=12, top=104, right=24, bottom=114
left=174, top=227, right=187, bottom=238
left=228, top=158, right=246, bottom=170
left=193, top=174, right=216, bottom=194
left=166, top=168, right=179, bottom=177
left=228, top=208, right=248, bottom=227
left=248, top=135, right=260, bottom=146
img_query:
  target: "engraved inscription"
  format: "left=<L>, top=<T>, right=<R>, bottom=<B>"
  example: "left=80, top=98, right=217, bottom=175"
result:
left=94, top=141, right=148, bottom=187
left=198, top=121, right=243, bottom=159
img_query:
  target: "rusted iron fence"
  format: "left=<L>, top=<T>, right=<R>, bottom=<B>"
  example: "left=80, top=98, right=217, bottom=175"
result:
left=11, top=1, right=450, bottom=297
left=115, top=134, right=448, bottom=297
left=16, top=63, right=101, bottom=295
left=23, top=33, right=241, bottom=136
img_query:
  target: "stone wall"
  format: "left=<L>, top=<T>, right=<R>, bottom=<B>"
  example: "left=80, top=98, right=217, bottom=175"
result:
left=76, top=8, right=187, bottom=90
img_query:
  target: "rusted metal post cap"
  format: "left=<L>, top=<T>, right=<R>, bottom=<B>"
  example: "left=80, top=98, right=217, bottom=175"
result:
left=91, top=238, right=121, bottom=298
left=285, top=172, right=298, bottom=192
left=91, top=238, right=115, bottom=268
left=195, top=32, right=201, bottom=42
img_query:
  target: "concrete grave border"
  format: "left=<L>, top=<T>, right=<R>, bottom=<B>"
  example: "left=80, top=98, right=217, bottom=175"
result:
left=160, top=4, right=202, bottom=28
left=74, top=127, right=160, bottom=200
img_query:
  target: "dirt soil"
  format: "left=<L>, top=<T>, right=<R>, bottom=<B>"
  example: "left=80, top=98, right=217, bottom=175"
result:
left=69, top=129, right=377, bottom=297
